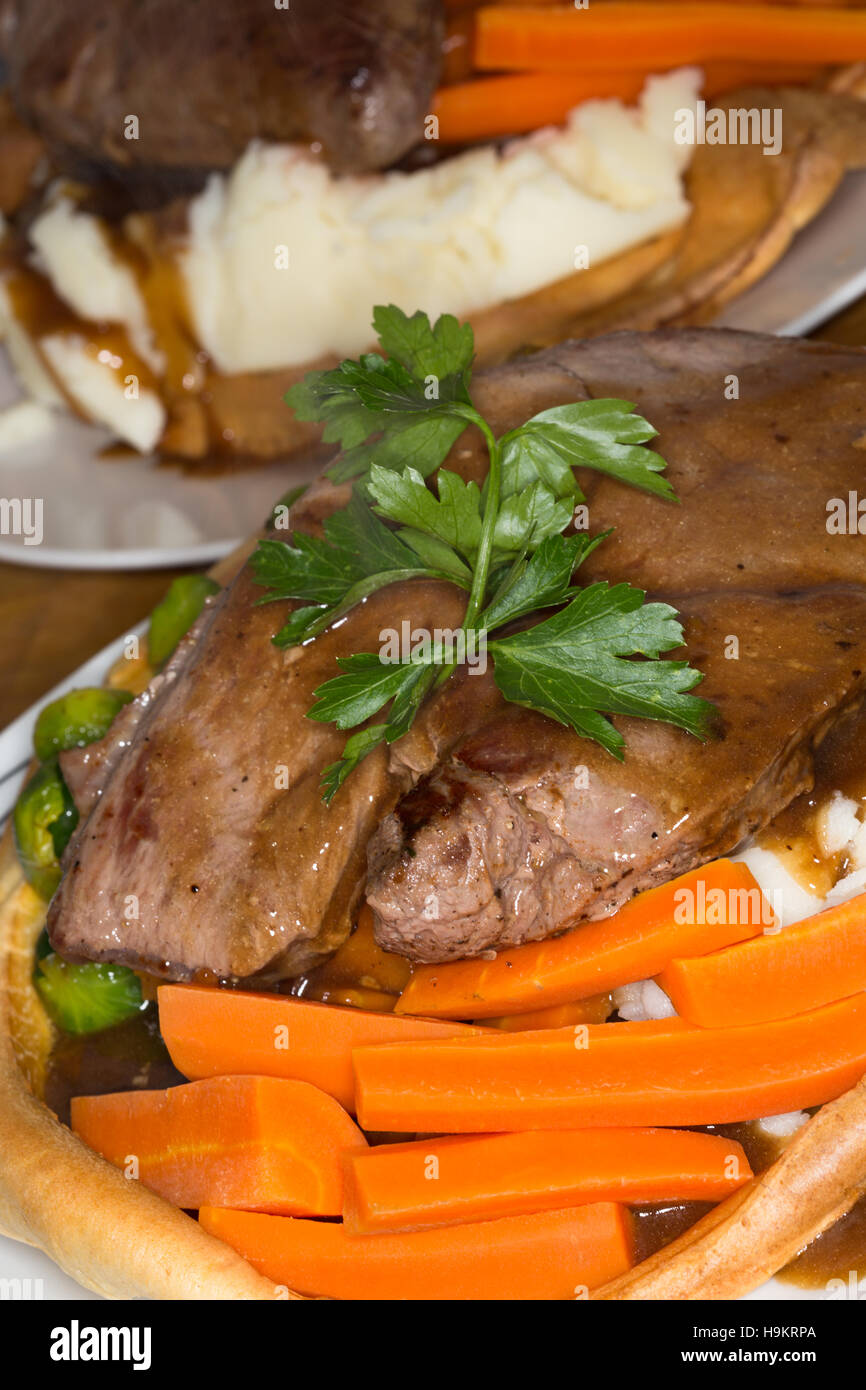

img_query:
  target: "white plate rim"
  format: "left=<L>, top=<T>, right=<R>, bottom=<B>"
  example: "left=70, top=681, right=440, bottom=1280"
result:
left=0, top=537, right=237, bottom=572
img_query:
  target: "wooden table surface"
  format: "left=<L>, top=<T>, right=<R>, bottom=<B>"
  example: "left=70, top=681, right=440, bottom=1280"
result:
left=1, top=297, right=865, bottom=730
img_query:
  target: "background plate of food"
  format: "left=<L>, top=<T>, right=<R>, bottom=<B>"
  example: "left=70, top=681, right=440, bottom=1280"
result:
left=3, top=2, right=866, bottom=567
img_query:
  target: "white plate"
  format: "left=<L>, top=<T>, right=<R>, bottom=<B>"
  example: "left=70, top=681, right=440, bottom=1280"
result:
left=2, top=172, right=866, bottom=573
left=717, top=169, right=866, bottom=336
left=0, top=370, right=319, bottom=570
left=0, top=1236, right=101, bottom=1301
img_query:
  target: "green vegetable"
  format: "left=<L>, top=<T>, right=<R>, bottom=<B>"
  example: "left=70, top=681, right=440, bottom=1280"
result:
left=487, top=580, right=711, bottom=758
left=35, top=953, right=143, bottom=1035
left=148, top=574, right=221, bottom=669
left=13, top=762, right=79, bottom=900
left=33, top=687, right=133, bottom=762
left=252, top=491, right=465, bottom=648
left=287, top=306, right=475, bottom=483
left=262, top=304, right=716, bottom=800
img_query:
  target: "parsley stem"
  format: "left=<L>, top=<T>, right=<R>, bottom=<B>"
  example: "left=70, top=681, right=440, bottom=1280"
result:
left=432, top=408, right=500, bottom=690
left=460, top=411, right=501, bottom=631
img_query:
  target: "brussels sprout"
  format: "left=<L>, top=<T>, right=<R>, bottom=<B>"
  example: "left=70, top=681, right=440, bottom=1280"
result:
left=13, top=762, right=78, bottom=900
left=35, top=954, right=143, bottom=1035
left=33, top=687, right=133, bottom=762
left=148, top=574, right=220, bottom=668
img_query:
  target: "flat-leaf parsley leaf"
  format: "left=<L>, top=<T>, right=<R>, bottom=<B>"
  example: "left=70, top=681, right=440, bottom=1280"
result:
left=254, top=306, right=715, bottom=799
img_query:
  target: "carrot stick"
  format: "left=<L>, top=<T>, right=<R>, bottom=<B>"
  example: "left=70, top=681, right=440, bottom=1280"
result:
left=158, top=985, right=483, bottom=1112
left=355, top=993, right=866, bottom=1131
left=434, top=71, right=647, bottom=140
left=475, top=4, right=866, bottom=72
left=199, top=1202, right=634, bottom=1300
left=395, top=859, right=770, bottom=1019
left=343, top=1128, right=751, bottom=1235
left=442, top=12, right=477, bottom=86
left=71, top=1076, right=366, bottom=1216
left=433, top=62, right=820, bottom=142
left=463, top=1017, right=693, bottom=1047
left=658, top=891, right=866, bottom=1028
left=469, top=1016, right=692, bottom=1044
left=484, top=994, right=613, bottom=1030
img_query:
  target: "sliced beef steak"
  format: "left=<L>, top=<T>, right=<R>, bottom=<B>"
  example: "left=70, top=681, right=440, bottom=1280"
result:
left=59, top=611, right=215, bottom=820
left=47, top=330, right=866, bottom=977
left=47, top=564, right=496, bottom=981
left=367, top=330, right=866, bottom=960
left=368, top=589, right=866, bottom=960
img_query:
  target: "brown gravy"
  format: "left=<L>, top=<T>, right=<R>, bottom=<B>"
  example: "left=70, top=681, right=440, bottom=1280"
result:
left=633, top=1118, right=866, bottom=1290
left=631, top=1198, right=866, bottom=1290
left=632, top=1122, right=783, bottom=1261
left=782, top=1197, right=866, bottom=1291
left=716, top=1121, right=866, bottom=1290
left=1, top=221, right=318, bottom=466
left=45, top=1004, right=184, bottom=1128
left=631, top=1201, right=714, bottom=1262
left=759, top=699, right=866, bottom=896
left=1, top=249, right=159, bottom=409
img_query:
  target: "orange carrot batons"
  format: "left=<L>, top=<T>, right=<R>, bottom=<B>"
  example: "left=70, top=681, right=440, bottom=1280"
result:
left=483, top=994, right=613, bottom=1030
left=659, top=891, right=866, bottom=1028
left=396, top=859, right=770, bottom=1019
left=474, top=3, right=866, bottom=73
left=158, top=985, right=482, bottom=1112
left=355, top=995, right=866, bottom=1132
left=432, top=63, right=820, bottom=144
left=434, top=70, right=647, bottom=141
left=343, top=1128, right=751, bottom=1235
left=199, top=1202, right=634, bottom=1300
left=71, top=1075, right=366, bottom=1216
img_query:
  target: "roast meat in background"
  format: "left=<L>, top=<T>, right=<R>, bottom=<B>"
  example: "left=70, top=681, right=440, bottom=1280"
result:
left=0, top=0, right=444, bottom=185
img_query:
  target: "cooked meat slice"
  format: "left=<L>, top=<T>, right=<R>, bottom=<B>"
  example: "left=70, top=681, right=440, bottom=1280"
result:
left=46, top=565, right=494, bottom=982
left=59, top=686, right=159, bottom=823
left=47, top=330, right=866, bottom=978
left=368, top=590, right=866, bottom=960
left=59, top=609, right=217, bottom=819
left=1, top=0, right=443, bottom=182
left=416, top=328, right=866, bottom=595
left=367, top=329, right=866, bottom=960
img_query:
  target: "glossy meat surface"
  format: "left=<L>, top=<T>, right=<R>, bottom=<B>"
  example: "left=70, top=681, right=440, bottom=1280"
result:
left=47, top=331, right=866, bottom=974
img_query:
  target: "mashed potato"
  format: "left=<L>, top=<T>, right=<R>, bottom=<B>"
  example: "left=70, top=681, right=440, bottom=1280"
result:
left=0, top=69, right=699, bottom=450
left=181, top=69, right=698, bottom=373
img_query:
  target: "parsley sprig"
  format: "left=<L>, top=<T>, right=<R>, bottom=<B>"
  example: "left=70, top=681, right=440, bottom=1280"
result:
left=254, top=306, right=715, bottom=800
